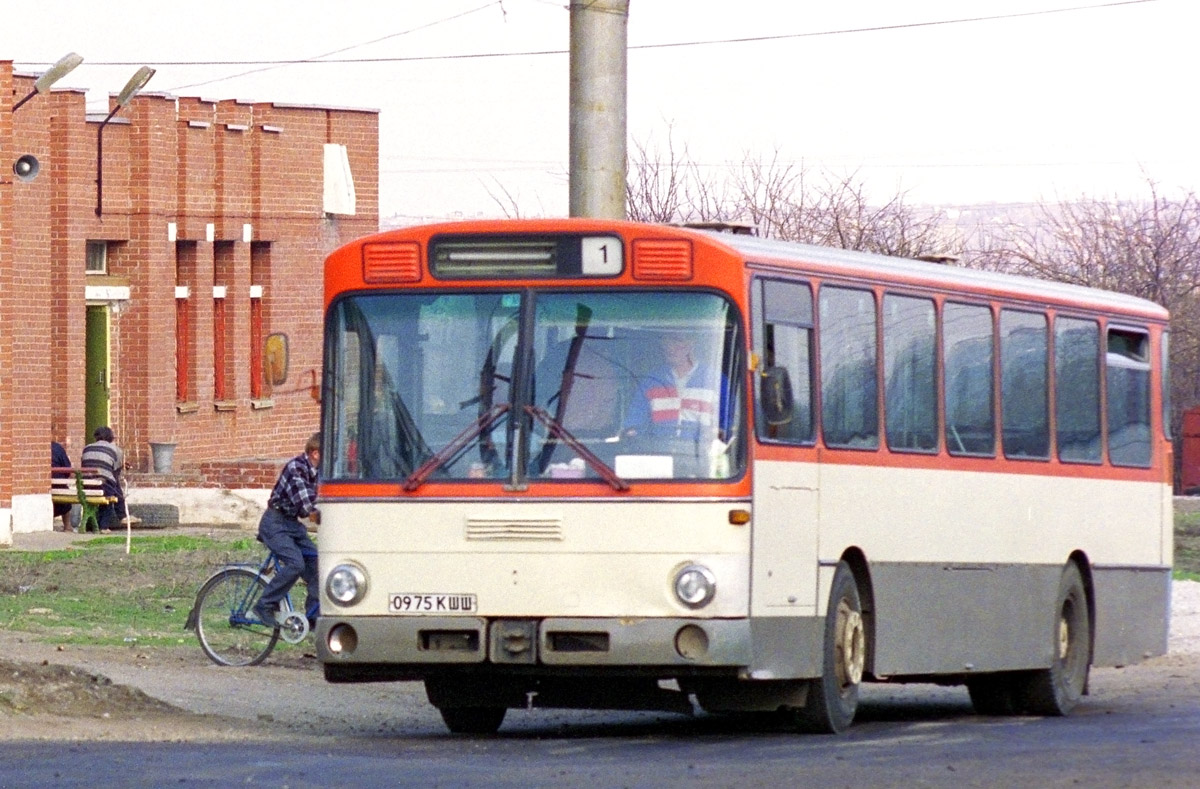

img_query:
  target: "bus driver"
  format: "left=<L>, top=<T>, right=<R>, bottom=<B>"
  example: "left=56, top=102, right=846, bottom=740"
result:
left=624, top=332, right=732, bottom=465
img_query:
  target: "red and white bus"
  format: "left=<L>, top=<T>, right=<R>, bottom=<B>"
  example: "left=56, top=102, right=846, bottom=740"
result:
left=314, top=218, right=1172, bottom=734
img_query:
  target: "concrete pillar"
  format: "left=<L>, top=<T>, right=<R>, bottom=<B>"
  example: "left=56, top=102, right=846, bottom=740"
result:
left=568, top=0, right=629, bottom=219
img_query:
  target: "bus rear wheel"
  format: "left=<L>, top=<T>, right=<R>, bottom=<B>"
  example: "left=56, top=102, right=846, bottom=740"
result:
left=790, top=561, right=864, bottom=734
left=1017, top=562, right=1091, bottom=716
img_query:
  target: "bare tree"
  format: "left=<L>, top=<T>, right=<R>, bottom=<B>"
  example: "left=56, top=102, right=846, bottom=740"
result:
left=967, top=181, right=1200, bottom=456
left=626, top=126, right=733, bottom=225
left=971, top=185, right=1200, bottom=301
left=483, top=176, right=527, bottom=219
left=789, top=172, right=960, bottom=259
left=625, top=129, right=688, bottom=223
left=727, top=149, right=805, bottom=239
left=626, top=138, right=955, bottom=259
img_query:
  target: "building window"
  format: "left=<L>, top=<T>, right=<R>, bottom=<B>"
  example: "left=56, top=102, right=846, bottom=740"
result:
left=251, top=242, right=271, bottom=400
left=176, top=288, right=190, bottom=401
left=175, top=241, right=199, bottom=404
left=86, top=241, right=108, bottom=274
left=213, top=288, right=227, bottom=401
left=250, top=287, right=264, bottom=399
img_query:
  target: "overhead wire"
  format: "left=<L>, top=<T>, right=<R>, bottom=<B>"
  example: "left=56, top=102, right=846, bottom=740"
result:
left=15, top=0, right=1165, bottom=190
left=28, top=0, right=1157, bottom=70
left=163, top=0, right=504, bottom=93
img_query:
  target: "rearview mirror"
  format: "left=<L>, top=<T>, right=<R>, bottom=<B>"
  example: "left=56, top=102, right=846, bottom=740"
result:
left=264, top=333, right=289, bottom=386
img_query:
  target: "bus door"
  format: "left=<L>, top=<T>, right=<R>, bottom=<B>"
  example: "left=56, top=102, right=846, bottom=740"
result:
left=751, top=460, right=819, bottom=613
left=749, top=277, right=821, bottom=617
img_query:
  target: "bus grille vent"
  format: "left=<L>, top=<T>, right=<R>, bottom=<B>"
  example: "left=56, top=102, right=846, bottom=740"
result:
left=632, top=238, right=693, bottom=280
left=362, top=241, right=421, bottom=282
left=465, top=517, right=563, bottom=541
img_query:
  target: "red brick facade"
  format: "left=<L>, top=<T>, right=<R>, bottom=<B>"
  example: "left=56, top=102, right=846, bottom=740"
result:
left=1, top=60, right=378, bottom=537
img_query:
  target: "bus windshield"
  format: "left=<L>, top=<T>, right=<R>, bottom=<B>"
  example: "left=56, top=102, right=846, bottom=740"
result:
left=325, top=289, right=746, bottom=484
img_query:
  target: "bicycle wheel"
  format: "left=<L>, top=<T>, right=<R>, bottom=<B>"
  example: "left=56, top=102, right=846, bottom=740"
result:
left=194, top=567, right=280, bottom=666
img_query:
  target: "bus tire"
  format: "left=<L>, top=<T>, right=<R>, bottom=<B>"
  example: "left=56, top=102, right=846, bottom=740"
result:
left=791, top=561, right=865, bottom=734
left=1017, top=562, right=1091, bottom=716
left=438, top=705, right=507, bottom=735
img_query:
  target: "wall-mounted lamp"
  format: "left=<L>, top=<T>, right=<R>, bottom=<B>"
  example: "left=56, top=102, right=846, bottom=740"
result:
left=11, top=52, right=83, bottom=183
left=95, top=65, right=155, bottom=217
left=12, top=52, right=84, bottom=112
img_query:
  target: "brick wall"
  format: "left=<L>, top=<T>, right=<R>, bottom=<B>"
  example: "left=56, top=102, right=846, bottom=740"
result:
left=0, top=63, right=14, bottom=504
left=0, top=60, right=378, bottom=528
left=129, top=458, right=284, bottom=489
left=10, top=73, right=54, bottom=498
left=49, top=87, right=93, bottom=461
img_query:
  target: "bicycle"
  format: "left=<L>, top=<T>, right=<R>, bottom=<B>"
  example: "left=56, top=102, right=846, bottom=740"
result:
left=185, top=550, right=312, bottom=666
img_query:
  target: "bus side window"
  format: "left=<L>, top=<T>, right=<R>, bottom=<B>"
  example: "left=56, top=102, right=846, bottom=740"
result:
left=883, top=294, right=938, bottom=453
left=756, top=279, right=814, bottom=443
left=1055, top=317, right=1102, bottom=464
left=944, top=302, right=995, bottom=457
left=1000, top=309, right=1050, bottom=459
left=820, top=285, right=879, bottom=450
left=1107, top=327, right=1152, bottom=467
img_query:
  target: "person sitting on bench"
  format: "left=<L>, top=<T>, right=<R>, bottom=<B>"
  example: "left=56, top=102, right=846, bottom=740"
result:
left=51, top=441, right=73, bottom=532
left=80, top=426, right=126, bottom=531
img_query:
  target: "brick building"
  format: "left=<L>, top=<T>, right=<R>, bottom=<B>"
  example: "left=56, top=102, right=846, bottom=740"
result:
left=0, top=60, right=378, bottom=544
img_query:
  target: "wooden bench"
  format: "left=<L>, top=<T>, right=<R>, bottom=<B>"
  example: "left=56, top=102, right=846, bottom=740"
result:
left=50, top=468, right=118, bottom=533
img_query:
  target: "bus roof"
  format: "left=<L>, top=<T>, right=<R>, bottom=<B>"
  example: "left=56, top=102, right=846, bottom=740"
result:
left=696, top=229, right=1168, bottom=321
left=351, top=219, right=1166, bottom=321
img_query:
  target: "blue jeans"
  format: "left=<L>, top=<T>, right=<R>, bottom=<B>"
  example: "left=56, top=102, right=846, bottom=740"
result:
left=257, top=507, right=319, bottom=614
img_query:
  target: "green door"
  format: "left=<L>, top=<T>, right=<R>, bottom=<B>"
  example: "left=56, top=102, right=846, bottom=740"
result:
left=85, top=305, right=110, bottom=442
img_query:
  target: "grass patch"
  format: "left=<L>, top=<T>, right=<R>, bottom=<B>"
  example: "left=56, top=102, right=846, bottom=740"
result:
left=1175, top=508, right=1200, bottom=580
left=0, top=518, right=1195, bottom=650
left=0, top=533, right=301, bottom=648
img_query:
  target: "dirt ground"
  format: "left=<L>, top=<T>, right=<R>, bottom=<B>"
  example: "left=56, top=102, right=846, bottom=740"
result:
left=0, top=627, right=441, bottom=742
left=1, top=525, right=1198, bottom=743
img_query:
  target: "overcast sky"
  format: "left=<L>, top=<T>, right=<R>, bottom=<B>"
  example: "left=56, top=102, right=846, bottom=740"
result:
left=6, top=0, right=1194, bottom=222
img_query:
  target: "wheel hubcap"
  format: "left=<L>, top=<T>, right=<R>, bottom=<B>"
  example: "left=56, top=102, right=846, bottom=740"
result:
left=835, top=599, right=865, bottom=688
left=1057, top=597, right=1077, bottom=663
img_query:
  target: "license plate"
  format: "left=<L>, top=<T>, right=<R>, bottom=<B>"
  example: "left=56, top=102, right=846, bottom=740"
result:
left=388, top=593, right=477, bottom=614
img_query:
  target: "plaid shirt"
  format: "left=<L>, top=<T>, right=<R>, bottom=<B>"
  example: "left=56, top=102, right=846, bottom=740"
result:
left=267, top=453, right=319, bottom=519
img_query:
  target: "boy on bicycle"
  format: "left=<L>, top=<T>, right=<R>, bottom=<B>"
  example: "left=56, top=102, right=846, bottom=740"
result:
left=254, top=433, right=321, bottom=628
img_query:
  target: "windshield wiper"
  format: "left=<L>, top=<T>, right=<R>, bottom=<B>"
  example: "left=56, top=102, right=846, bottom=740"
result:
left=525, top=405, right=629, bottom=491
left=403, top=404, right=510, bottom=491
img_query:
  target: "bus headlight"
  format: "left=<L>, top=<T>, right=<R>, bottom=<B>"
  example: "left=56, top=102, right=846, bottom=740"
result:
left=673, top=564, right=716, bottom=608
left=326, top=564, right=367, bottom=606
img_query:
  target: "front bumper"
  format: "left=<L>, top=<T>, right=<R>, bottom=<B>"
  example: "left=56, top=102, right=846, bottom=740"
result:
left=316, top=614, right=751, bottom=669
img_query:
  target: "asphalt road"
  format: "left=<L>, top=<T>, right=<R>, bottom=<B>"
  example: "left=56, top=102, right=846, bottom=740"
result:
left=1, top=569, right=1195, bottom=787
left=2, top=656, right=1198, bottom=788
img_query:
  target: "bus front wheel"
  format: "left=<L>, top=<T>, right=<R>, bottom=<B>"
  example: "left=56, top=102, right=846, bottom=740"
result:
left=791, top=561, right=865, bottom=734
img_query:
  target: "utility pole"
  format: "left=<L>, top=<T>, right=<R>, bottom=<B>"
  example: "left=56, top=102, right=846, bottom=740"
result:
left=568, top=0, right=629, bottom=219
